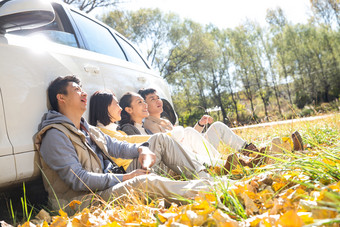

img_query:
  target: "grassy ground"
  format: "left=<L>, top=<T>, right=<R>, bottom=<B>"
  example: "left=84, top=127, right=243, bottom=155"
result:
left=4, top=113, right=340, bottom=226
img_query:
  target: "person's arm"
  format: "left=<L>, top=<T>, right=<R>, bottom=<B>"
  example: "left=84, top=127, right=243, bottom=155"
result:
left=105, top=134, right=156, bottom=170
left=144, top=118, right=171, bottom=133
left=105, top=139, right=155, bottom=181
left=193, top=115, right=214, bottom=133
left=143, top=119, right=159, bottom=133
left=103, top=133, right=140, bottom=159
left=39, top=129, right=123, bottom=192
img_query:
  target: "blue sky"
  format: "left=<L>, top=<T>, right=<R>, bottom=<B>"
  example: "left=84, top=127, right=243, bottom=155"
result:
left=93, top=0, right=312, bottom=29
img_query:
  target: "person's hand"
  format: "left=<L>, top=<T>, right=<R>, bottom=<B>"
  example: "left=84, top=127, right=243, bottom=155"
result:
left=138, top=146, right=156, bottom=170
left=198, top=115, right=213, bottom=126
left=123, top=169, right=148, bottom=181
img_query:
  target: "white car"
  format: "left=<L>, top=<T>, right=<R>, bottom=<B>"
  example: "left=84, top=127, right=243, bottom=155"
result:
left=0, top=0, right=176, bottom=189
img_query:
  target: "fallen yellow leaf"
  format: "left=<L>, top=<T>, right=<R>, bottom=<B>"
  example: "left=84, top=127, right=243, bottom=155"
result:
left=50, top=216, right=68, bottom=227
left=297, top=212, right=314, bottom=225
left=69, top=200, right=82, bottom=210
left=311, top=207, right=338, bottom=219
left=42, top=221, right=49, bottom=227
left=58, top=209, right=68, bottom=218
left=276, top=210, right=304, bottom=227
left=272, top=182, right=286, bottom=192
left=101, top=221, right=122, bottom=227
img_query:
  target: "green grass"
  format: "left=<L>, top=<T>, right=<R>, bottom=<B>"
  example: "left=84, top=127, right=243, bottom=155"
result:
left=5, top=113, right=340, bottom=226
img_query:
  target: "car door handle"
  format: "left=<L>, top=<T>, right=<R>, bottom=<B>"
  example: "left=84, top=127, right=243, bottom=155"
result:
left=137, top=76, right=146, bottom=83
left=84, top=64, right=100, bottom=74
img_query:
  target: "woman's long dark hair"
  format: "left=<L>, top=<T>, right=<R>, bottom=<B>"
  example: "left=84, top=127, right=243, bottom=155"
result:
left=89, top=90, right=114, bottom=126
left=118, top=92, right=135, bottom=127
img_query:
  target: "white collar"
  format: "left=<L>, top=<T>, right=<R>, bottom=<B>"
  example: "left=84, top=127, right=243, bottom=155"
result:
left=134, top=122, right=148, bottom=135
left=97, top=121, right=118, bottom=131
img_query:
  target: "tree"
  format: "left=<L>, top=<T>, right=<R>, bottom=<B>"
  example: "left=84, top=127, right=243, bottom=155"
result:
left=102, top=8, right=179, bottom=69
left=244, top=21, right=272, bottom=119
left=266, top=8, right=294, bottom=112
left=63, top=0, right=122, bottom=13
left=99, top=4, right=340, bottom=125
left=229, top=26, right=258, bottom=121
left=310, top=0, right=340, bottom=28
left=257, top=23, right=284, bottom=117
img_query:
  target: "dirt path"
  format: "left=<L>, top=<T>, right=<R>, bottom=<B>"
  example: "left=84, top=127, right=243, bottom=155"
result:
left=231, top=113, right=339, bottom=131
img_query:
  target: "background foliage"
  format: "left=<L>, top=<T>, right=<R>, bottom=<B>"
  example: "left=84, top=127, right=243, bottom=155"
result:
left=68, top=0, right=340, bottom=126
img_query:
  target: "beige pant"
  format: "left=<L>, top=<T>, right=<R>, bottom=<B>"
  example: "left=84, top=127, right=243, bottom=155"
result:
left=100, top=133, right=213, bottom=204
left=175, top=122, right=246, bottom=167
left=204, top=121, right=246, bottom=151
left=126, top=133, right=209, bottom=178
left=99, top=174, right=214, bottom=205
left=57, top=175, right=214, bottom=214
left=181, top=127, right=225, bottom=166
left=54, top=134, right=213, bottom=213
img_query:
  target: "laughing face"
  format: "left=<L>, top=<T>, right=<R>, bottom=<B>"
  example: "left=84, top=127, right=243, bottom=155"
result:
left=125, top=94, right=149, bottom=123
left=58, top=82, right=88, bottom=115
left=144, top=92, right=163, bottom=117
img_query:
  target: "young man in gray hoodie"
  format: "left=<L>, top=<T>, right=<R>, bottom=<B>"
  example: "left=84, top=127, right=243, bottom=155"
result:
left=34, top=75, right=215, bottom=212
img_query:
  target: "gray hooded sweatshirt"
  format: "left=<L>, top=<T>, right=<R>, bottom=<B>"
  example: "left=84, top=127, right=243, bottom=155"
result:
left=37, top=110, right=140, bottom=192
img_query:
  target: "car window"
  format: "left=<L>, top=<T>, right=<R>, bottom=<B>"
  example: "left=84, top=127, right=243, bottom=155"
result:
left=70, top=10, right=127, bottom=60
left=28, top=30, right=78, bottom=47
left=8, top=4, right=78, bottom=48
left=115, top=34, right=149, bottom=68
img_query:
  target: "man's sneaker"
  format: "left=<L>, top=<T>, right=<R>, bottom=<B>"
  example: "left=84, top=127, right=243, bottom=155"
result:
left=240, top=143, right=259, bottom=156
left=292, top=131, right=303, bottom=151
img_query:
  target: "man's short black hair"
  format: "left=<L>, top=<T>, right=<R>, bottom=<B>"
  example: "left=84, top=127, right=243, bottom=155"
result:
left=48, top=75, right=81, bottom=112
left=138, top=88, right=156, bottom=100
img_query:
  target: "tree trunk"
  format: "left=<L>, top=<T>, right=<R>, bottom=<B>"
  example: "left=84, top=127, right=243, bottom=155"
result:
left=315, top=53, right=330, bottom=102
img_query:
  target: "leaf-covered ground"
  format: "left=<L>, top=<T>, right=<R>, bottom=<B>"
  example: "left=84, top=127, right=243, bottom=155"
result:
left=18, top=114, right=340, bottom=227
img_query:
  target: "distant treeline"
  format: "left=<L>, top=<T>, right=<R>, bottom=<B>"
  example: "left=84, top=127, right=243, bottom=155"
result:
left=101, top=0, right=340, bottom=125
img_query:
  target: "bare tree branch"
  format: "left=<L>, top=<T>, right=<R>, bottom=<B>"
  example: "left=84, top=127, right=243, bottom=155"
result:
left=62, top=0, right=124, bottom=13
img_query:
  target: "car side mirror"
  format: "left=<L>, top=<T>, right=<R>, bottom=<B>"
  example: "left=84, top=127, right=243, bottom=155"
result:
left=0, top=0, right=55, bottom=34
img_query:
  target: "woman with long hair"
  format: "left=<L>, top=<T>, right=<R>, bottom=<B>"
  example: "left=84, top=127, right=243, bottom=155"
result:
left=118, top=92, right=152, bottom=135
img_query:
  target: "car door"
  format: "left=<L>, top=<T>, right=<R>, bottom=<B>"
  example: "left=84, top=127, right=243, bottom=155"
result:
left=67, top=8, right=175, bottom=115
left=0, top=88, right=16, bottom=187
left=66, top=9, right=148, bottom=99
left=0, top=2, right=108, bottom=183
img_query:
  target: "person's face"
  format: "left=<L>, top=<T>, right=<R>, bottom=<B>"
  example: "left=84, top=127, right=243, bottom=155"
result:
left=58, top=82, right=87, bottom=114
left=108, top=96, right=122, bottom=122
left=125, top=94, right=149, bottom=122
left=145, top=92, right=163, bottom=117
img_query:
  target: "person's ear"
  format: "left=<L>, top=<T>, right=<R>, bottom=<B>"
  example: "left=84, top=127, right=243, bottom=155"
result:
left=56, top=94, right=65, bottom=103
left=125, top=106, right=133, bottom=114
